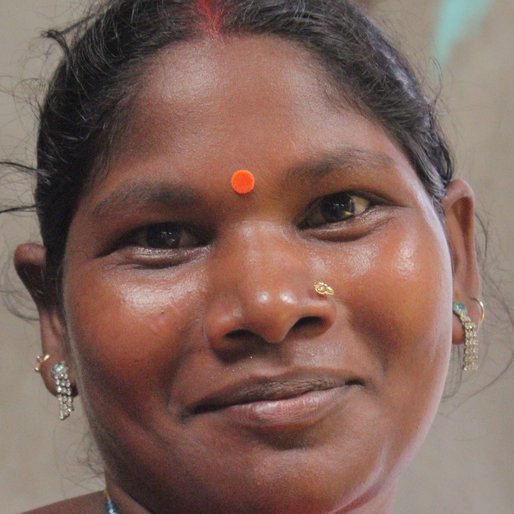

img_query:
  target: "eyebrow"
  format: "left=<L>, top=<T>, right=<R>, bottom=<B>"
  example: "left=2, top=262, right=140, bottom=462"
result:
left=90, top=147, right=397, bottom=218
left=283, top=146, right=398, bottom=188
left=91, top=181, right=200, bottom=218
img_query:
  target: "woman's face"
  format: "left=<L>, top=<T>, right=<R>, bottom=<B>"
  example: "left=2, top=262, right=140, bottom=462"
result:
left=58, top=37, right=457, bottom=512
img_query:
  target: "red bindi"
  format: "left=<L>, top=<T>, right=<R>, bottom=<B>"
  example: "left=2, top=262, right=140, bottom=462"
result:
left=231, top=170, right=255, bottom=195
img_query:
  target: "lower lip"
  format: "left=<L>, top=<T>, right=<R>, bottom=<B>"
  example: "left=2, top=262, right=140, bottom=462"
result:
left=213, top=387, right=350, bottom=432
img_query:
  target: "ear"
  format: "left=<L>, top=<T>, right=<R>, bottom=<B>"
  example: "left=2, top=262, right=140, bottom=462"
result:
left=442, top=179, right=482, bottom=344
left=14, top=243, right=74, bottom=396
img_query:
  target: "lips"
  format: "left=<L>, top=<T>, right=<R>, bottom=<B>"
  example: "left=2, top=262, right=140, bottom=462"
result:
left=189, top=378, right=357, bottom=414
left=183, top=373, right=364, bottom=431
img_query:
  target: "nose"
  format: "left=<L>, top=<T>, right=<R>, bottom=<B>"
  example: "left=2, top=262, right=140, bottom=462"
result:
left=203, top=222, right=336, bottom=352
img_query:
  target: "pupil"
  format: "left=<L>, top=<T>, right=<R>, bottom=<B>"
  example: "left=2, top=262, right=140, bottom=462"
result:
left=321, top=193, right=354, bottom=221
left=147, top=225, right=180, bottom=248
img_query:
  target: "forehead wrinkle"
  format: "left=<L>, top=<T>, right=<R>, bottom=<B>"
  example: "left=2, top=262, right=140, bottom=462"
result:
left=90, top=181, right=200, bottom=218
left=283, top=146, right=398, bottom=188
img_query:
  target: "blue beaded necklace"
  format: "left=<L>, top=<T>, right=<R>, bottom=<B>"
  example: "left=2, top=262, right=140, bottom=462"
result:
left=105, top=490, right=120, bottom=514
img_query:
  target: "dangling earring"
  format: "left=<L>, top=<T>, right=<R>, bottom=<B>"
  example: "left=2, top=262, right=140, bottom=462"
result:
left=34, top=353, right=51, bottom=373
left=51, top=361, right=74, bottom=420
left=452, top=302, right=479, bottom=371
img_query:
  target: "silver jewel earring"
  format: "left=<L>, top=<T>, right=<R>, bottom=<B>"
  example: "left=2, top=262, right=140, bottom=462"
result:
left=452, top=302, right=479, bottom=371
left=51, top=361, right=74, bottom=420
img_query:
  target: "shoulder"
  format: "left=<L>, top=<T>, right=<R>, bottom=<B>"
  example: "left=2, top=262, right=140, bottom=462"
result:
left=21, top=492, right=104, bottom=514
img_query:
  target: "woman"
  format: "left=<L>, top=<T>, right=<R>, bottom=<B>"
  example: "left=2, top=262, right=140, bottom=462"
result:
left=2, top=0, right=491, bottom=512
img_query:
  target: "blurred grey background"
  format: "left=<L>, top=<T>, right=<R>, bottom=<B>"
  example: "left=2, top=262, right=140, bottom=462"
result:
left=1, top=1, right=513, bottom=513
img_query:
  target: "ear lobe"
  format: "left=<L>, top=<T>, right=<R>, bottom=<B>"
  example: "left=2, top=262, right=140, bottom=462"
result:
left=14, top=243, right=73, bottom=395
left=442, top=179, right=482, bottom=343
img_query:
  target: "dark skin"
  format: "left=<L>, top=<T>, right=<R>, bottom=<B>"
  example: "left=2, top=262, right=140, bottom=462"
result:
left=17, top=36, right=481, bottom=514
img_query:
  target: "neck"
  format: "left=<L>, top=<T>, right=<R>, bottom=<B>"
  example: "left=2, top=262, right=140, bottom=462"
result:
left=104, top=475, right=398, bottom=514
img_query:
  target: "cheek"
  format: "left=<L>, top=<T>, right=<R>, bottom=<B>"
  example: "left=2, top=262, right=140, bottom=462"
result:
left=333, top=216, right=454, bottom=473
left=63, top=266, right=204, bottom=418
left=342, top=216, right=453, bottom=383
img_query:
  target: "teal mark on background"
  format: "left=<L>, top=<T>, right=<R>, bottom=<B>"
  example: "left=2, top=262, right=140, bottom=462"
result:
left=435, top=0, right=493, bottom=67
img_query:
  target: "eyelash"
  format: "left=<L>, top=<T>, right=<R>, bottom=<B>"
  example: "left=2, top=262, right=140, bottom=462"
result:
left=113, top=191, right=380, bottom=254
left=299, top=191, right=375, bottom=229
left=119, top=223, right=204, bottom=251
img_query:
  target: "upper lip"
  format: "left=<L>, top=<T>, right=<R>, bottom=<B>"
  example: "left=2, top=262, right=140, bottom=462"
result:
left=184, top=372, right=364, bottom=417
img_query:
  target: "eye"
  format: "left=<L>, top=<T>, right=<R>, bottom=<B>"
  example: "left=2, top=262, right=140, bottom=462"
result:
left=124, top=223, right=202, bottom=250
left=301, top=192, right=371, bottom=228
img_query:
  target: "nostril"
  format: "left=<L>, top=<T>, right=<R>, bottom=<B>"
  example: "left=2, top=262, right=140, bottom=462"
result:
left=224, top=317, right=323, bottom=344
left=292, top=316, right=324, bottom=333
left=226, top=328, right=254, bottom=341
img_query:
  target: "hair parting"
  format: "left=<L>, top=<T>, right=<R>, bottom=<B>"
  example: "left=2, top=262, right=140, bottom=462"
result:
left=196, top=0, right=224, bottom=34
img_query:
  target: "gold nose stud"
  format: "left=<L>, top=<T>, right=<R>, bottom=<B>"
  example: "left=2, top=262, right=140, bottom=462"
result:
left=314, top=281, right=335, bottom=296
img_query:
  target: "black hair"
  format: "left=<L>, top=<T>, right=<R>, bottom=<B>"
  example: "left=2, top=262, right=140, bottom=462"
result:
left=1, top=0, right=453, bottom=293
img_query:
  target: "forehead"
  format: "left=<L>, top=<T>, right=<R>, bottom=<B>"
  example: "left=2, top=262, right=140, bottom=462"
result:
left=145, top=35, right=335, bottom=103
left=116, top=35, right=347, bottom=160
left=87, top=35, right=419, bottom=205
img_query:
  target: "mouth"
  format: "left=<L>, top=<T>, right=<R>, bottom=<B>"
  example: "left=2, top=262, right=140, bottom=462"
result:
left=190, top=378, right=362, bottom=414
left=185, top=375, right=364, bottom=431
